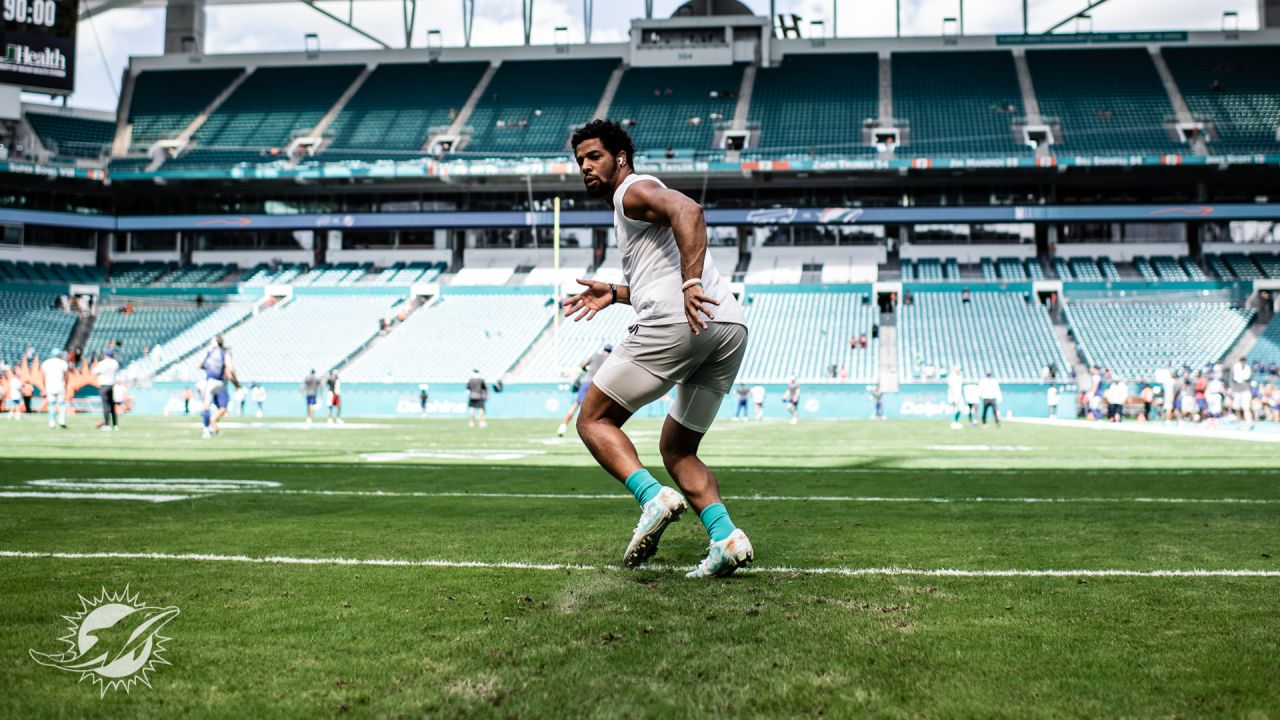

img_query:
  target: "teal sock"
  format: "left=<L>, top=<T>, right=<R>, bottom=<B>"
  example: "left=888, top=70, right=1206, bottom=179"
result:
left=698, top=502, right=736, bottom=542
left=624, top=469, right=663, bottom=507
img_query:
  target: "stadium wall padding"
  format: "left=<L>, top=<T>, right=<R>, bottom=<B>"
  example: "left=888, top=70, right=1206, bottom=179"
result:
left=124, top=382, right=1073, bottom=421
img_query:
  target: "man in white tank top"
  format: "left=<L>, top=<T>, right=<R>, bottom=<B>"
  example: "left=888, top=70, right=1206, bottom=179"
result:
left=564, top=119, right=753, bottom=579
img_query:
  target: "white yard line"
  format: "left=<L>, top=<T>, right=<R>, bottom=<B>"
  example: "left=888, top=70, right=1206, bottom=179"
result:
left=1, top=550, right=1276, bottom=578
left=1011, top=417, right=1280, bottom=444
left=9, top=458, right=1280, bottom=475
left=3, top=484, right=1278, bottom=505
left=0, top=492, right=198, bottom=503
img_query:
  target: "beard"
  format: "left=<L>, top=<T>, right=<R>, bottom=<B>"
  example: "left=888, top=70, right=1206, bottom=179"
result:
left=584, top=180, right=609, bottom=199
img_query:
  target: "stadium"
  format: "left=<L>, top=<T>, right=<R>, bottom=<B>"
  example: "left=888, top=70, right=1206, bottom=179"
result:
left=2, top=0, right=1279, bottom=715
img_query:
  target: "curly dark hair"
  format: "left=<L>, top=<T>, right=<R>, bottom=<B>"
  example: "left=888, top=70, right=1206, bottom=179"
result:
left=570, top=119, right=636, bottom=163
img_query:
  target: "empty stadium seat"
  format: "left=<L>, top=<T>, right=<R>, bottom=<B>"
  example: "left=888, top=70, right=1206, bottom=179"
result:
left=1247, top=315, right=1280, bottom=367
left=1068, top=258, right=1104, bottom=281
left=0, top=290, right=76, bottom=365
left=898, top=292, right=1065, bottom=382
left=343, top=294, right=551, bottom=382
left=205, top=295, right=400, bottom=382
left=174, top=65, right=365, bottom=167
left=996, top=258, right=1027, bottom=281
left=1066, top=300, right=1254, bottom=377
left=321, top=61, right=488, bottom=160
left=1026, top=48, right=1184, bottom=155
left=465, top=59, right=618, bottom=155
left=132, top=302, right=254, bottom=378
left=125, top=68, right=244, bottom=153
left=748, top=53, right=879, bottom=157
left=25, top=112, right=115, bottom=160
left=608, top=64, right=744, bottom=154
left=86, top=303, right=219, bottom=367
left=739, top=291, right=879, bottom=383
left=512, top=304, right=634, bottom=381
left=892, top=51, right=1030, bottom=157
left=1164, top=46, right=1280, bottom=155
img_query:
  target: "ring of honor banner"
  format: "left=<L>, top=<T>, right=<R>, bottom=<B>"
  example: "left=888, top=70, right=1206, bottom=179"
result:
left=1, top=0, right=75, bottom=93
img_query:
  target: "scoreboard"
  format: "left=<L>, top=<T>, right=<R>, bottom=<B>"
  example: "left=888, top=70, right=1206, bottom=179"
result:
left=1, top=0, right=75, bottom=93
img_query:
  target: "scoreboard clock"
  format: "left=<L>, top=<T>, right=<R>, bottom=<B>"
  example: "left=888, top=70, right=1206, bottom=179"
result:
left=1, top=0, right=75, bottom=93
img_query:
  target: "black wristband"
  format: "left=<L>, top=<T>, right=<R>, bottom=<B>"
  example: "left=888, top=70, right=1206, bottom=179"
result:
left=608, top=283, right=617, bottom=303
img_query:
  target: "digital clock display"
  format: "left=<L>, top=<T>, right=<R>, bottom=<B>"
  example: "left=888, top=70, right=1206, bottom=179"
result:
left=1, top=0, right=75, bottom=93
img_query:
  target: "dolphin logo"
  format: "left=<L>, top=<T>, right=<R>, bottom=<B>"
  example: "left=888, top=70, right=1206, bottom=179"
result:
left=30, top=587, right=179, bottom=696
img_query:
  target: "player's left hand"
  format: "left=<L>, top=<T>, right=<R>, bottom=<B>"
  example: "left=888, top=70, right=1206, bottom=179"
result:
left=683, top=285, right=718, bottom=335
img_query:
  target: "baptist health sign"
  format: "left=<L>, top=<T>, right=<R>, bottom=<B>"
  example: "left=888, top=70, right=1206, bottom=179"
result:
left=0, top=0, right=76, bottom=93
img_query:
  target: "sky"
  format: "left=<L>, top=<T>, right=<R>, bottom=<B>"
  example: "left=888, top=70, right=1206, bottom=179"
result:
left=34, top=0, right=1262, bottom=112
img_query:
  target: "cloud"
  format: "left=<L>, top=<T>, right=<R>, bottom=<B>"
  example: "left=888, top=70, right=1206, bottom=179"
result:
left=52, top=0, right=1263, bottom=112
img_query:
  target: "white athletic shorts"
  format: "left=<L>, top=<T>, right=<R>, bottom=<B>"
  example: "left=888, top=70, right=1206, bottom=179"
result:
left=1233, top=390, right=1252, bottom=410
left=593, top=322, right=747, bottom=434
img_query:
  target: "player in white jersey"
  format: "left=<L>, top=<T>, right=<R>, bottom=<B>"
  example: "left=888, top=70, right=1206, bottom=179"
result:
left=40, top=348, right=69, bottom=430
left=946, top=366, right=964, bottom=429
left=565, top=119, right=752, bottom=578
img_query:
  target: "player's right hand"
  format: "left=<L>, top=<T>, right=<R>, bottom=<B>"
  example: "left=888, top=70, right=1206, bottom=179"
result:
left=563, top=279, right=612, bottom=322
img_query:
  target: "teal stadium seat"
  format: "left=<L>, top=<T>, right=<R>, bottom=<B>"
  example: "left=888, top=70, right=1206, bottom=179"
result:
left=131, top=302, right=254, bottom=378
left=210, top=295, right=402, bottom=381
left=1247, top=315, right=1280, bottom=367
left=738, top=291, right=879, bottom=383
left=1164, top=46, right=1280, bottom=155
left=86, top=303, right=219, bottom=367
left=1068, top=258, right=1104, bottom=281
left=465, top=59, right=618, bottom=156
left=1254, top=254, right=1280, bottom=279
left=319, top=61, right=488, bottom=162
left=0, top=291, right=76, bottom=365
left=747, top=53, right=879, bottom=158
left=1181, top=258, right=1208, bottom=280
left=1026, top=48, right=1183, bottom=156
left=25, top=112, right=115, bottom=160
left=173, top=65, right=365, bottom=167
left=342, top=294, right=552, bottom=382
left=898, top=291, right=1065, bottom=382
left=609, top=64, right=744, bottom=155
left=125, top=68, right=243, bottom=153
left=1066, top=300, right=1254, bottom=377
left=1223, top=254, right=1263, bottom=280
left=892, top=51, right=1030, bottom=157
left=513, top=303, right=635, bottom=382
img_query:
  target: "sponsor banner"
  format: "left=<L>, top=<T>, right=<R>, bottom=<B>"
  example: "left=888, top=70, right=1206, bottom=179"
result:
left=0, top=0, right=76, bottom=93
left=126, top=381, right=1066, bottom=421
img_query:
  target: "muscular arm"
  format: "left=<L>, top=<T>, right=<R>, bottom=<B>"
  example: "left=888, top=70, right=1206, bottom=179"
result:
left=620, top=180, right=719, bottom=333
left=621, top=180, right=707, bottom=284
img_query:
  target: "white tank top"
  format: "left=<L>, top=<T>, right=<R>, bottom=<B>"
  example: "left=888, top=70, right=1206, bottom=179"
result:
left=611, top=174, right=745, bottom=328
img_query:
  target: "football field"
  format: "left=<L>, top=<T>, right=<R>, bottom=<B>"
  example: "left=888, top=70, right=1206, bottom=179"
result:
left=2, top=416, right=1277, bottom=718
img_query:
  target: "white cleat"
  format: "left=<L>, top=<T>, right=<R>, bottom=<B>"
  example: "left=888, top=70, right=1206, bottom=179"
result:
left=686, top=529, right=755, bottom=579
left=556, top=423, right=567, bottom=437
left=201, top=428, right=212, bottom=440
left=623, top=487, right=687, bottom=568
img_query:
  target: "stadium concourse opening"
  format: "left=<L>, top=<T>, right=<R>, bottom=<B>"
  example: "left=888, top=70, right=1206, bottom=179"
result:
left=2, top=1, right=1280, bottom=716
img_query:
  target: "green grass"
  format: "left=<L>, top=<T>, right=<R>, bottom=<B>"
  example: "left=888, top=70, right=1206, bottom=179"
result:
left=2, top=416, right=1278, bottom=718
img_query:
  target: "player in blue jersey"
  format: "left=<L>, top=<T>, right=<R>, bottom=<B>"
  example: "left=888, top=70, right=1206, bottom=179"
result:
left=199, top=335, right=238, bottom=439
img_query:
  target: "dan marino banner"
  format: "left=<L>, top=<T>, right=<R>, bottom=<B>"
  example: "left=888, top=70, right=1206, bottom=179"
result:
left=0, top=0, right=76, bottom=93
